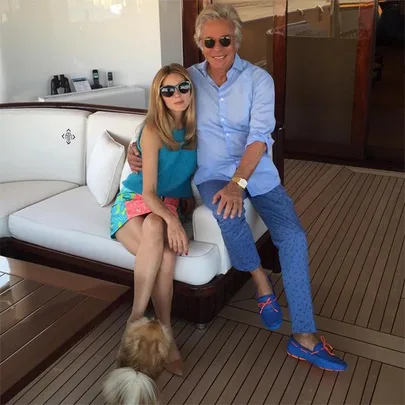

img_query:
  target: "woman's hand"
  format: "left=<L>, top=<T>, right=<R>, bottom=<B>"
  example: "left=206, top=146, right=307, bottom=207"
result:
left=180, top=196, right=196, bottom=216
left=127, top=141, right=143, bottom=173
left=212, top=181, right=244, bottom=219
left=167, top=217, right=189, bottom=256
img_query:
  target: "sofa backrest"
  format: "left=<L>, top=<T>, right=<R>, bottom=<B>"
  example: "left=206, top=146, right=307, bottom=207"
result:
left=0, top=108, right=90, bottom=184
left=86, top=111, right=146, bottom=184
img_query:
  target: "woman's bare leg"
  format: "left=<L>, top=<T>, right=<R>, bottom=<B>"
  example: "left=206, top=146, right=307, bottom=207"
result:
left=116, top=213, right=166, bottom=322
left=150, top=245, right=181, bottom=363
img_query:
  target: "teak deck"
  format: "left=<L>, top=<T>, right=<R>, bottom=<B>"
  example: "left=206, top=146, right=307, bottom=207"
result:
left=5, top=160, right=405, bottom=405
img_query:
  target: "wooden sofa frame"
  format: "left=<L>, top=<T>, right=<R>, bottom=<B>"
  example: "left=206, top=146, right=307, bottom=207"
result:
left=0, top=102, right=284, bottom=326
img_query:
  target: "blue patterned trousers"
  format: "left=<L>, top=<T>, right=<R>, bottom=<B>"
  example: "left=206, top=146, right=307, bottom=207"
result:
left=197, top=181, right=317, bottom=334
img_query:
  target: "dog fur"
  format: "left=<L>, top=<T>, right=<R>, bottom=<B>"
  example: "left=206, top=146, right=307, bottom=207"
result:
left=102, top=317, right=171, bottom=405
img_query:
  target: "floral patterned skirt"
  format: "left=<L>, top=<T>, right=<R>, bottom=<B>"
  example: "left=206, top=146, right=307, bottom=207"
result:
left=110, top=186, right=179, bottom=239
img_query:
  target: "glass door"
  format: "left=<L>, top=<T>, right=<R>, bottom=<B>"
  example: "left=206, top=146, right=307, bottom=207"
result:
left=279, top=0, right=378, bottom=159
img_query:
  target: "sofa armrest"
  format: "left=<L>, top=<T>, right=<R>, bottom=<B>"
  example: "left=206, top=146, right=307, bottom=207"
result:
left=192, top=204, right=231, bottom=275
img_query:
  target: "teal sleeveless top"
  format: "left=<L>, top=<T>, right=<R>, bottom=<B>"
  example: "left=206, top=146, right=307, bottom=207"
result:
left=122, top=128, right=197, bottom=198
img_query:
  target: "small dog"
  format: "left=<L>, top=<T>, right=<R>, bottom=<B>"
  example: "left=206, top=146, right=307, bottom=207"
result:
left=102, top=317, right=171, bottom=405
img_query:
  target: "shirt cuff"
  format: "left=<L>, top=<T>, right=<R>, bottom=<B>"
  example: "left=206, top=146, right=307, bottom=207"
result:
left=245, top=133, right=274, bottom=154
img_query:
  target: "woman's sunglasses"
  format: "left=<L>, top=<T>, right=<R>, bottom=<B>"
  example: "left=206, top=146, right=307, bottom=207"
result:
left=160, top=80, right=191, bottom=98
left=204, top=35, right=232, bottom=49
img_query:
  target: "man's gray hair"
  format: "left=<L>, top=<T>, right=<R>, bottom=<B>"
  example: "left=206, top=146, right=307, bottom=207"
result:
left=194, top=4, right=243, bottom=50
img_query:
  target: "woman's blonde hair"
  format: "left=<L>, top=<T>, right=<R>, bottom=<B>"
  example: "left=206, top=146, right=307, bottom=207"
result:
left=144, top=63, right=196, bottom=150
left=194, top=4, right=243, bottom=51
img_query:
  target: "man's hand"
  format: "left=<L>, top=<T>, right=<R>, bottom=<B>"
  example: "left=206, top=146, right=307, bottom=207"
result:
left=127, top=141, right=143, bottom=173
left=180, top=196, right=196, bottom=216
left=212, top=181, right=244, bottom=219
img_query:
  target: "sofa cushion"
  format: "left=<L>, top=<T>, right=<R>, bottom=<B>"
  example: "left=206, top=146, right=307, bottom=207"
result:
left=8, top=186, right=221, bottom=286
left=0, top=181, right=78, bottom=237
left=86, top=111, right=146, bottom=190
left=0, top=108, right=90, bottom=184
left=87, top=131, right=126, bottom=207
left=86, top=111, right=145, bottom=165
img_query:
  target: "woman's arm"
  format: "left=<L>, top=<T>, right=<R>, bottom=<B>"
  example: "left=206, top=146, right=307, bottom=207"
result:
left=141, top=126, right=189, bottom=255
left=141, top=125, right=177, bottom=225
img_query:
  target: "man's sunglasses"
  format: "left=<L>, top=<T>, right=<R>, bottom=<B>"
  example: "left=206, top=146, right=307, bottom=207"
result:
left=160, top=80, right=191, bottom=98
left=204, top=35, right=232, bottom=49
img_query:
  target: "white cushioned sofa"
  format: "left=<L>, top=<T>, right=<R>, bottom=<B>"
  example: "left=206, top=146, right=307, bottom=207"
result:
left=0, top=104, right=282, bottom=325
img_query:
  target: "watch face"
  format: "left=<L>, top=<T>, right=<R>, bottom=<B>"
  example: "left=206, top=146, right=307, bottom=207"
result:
left=239, top=179, right=248, bottom=188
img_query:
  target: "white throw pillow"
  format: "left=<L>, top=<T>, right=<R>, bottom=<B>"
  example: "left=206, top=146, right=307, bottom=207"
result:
left=87, top=131, right=125, bottom=207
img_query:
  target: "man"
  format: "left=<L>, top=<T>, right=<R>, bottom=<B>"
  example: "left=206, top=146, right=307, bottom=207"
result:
left=128, top=4, right=347, bottom=372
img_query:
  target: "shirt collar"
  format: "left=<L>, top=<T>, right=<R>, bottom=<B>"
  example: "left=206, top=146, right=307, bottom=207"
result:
left=196, top=54, right=243, bottom=78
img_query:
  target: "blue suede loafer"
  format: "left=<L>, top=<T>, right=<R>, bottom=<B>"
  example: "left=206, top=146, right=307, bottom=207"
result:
left=287, top=336, right=348, bottom=371
left=257, top=292, right=282, bottom=331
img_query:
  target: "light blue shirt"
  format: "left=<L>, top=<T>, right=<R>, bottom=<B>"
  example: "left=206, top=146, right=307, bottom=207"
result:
left=188, top=54, right=281, bottom=197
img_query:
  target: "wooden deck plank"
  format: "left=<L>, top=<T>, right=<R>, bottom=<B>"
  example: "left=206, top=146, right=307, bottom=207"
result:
left=198, top=325, right=258, bottom=405
left=392, top=299, right=404, bottom=338
left=381, top=241, right=405, bottom=334
left=6, top=303, right=130, bottom=405
left=295, top=165, right=346, bottom=223
left=327, top=353, right=357, bottom=404
left=0, top=290, right=85, bottom=362
left=161, top=317, right=227, bottom=403
left=21, top=305, right=130, bottom=405
left=345, top=357, right=371, bottom=405
left=310, top=173, right=367, bottom=312
left=232, top=333, right=282, bottom=405
left=318, top=174, right=376, bottom=316
left=1, top=297, right=111, bottom=402
left=295, top=366, right=324, bottom=405
left=332, top=176, right=391, bottom=321
left=248, top=336, right=289, bottom=405
left=357, top=189, right=404, bottom=328
left=311, top=351, right=343, bottom=405
left=360, top=361, right=382, bottom=405
left=291, top=163, right=327, bottom=202
left=184, top=322, right=249, bottom=405
left=169, top=320, right=238, bottom=405
left=0, top=279, right=42, bottom=312
left=216, top=328, right=270, bottom=405
left=371, top=364, right=405, bottom=405
left=285, top=161, right=316, bottom=195
left=349, top=178, right=404, bottom=326
left=0, top=285, right=61, bottom=333
left=320, top=175, right=393, bottom=319
left=264, top=354, right=299, bottom=405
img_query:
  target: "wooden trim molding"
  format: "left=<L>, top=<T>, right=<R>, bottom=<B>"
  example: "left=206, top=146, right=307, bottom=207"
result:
left=272, top=0, right=288, bottom=128
left=350, top=0, right=377, bottom=156
left=0, top=101, right=147, bottom=115
left=182, top=0, right=211, bottom=67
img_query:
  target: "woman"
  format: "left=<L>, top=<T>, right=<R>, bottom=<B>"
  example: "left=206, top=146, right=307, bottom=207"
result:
left=110, top=63, right=197, bottom=376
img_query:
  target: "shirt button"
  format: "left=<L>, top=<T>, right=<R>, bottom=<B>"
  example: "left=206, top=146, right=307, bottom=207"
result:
left=220, top=98, right=224, bottom=101
left=221, top=118, right=224, bottom=121
left=226, top=133, right=229, bottom=137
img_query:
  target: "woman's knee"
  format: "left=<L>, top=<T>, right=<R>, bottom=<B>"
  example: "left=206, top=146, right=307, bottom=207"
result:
left=142, top=214, right=165, bottom=243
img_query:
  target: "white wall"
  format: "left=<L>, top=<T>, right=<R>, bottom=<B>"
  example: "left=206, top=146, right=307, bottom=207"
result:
left=0, top=0, right=183, bottom=103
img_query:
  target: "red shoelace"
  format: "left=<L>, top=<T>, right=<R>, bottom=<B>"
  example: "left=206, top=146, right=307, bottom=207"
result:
left=258, top=296, right=279, bottom=314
